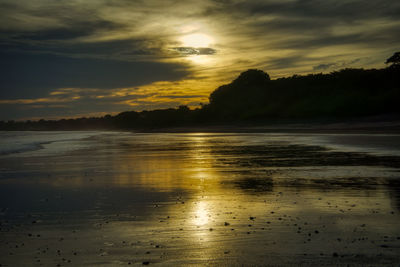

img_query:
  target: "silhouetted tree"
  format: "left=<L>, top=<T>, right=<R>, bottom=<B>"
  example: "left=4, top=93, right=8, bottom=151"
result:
left=208, top=69, right=271, bottom=120
left=386, top=52, right=400, bottom=67
left=206, top=67, right=400, bottom=120
left=178, top=105, right=190, bottom=112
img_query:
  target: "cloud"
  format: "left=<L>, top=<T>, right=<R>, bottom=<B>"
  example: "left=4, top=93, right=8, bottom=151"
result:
left=217, top=0, right=400, bottom=21
left=172, top=47, right=217, bottom=56
left=313, top=63, right=337, bottom=71
left=0, top=86, right=156, bottom=120
left=312, top=58, right=363, bottom=71
left=11, top=20, right=122, bottom=41
left=0, top=50, right=189, bottom=99
left=1, top=0, right=400, bottom=120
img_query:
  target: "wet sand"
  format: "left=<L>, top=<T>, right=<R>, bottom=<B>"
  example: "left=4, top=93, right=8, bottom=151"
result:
left=1, top=132, right=400, bottom=266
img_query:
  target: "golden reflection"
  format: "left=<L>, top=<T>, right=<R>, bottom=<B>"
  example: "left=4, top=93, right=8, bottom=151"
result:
left=4, top=133, right=400, bottom=266
left=103, top=133, right=220, bottom=191
left=193, top=201, right=209, bottom=226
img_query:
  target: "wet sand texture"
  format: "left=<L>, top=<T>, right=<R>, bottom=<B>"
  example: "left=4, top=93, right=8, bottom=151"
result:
left=1, top=132, right=400, bottom=266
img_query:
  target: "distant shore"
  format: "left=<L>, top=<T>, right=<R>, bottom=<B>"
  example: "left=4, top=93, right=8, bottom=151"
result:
left=2, top=114, right=400, bottom=134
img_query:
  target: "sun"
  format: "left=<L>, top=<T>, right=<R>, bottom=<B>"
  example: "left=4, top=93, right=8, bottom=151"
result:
left=180, top=33, right=214, bottom=48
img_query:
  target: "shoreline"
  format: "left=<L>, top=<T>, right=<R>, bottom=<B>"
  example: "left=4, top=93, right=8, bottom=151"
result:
left=2, top=114, right=400, bottom=134
left=140, top=118, right=400, bottom=134
left=2, top=121, right=400, bottom=134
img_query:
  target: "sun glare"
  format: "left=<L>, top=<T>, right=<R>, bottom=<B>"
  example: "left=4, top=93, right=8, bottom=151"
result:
left=188, top=55, right=212, bottom=65
left=193, top=201, right=209, bottom=226
left=181, top=33, right=213, bottom=48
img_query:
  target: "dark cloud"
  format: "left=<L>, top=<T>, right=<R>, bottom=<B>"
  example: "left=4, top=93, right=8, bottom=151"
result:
left=197, top=47, right=217, bottom=55
left=313, top=58, right=362, bottom=71
left=172, top=47, right=217, bottom=56
left=0, top=1, right=159, bottom=61
left=221, top=0, right=400, bottom=20
left=208, top=0, right=400, bottom=50
left=6, top=38, right=161, bottom=59
left=269, top=25, right=400, bottom=50
left=313, top=63, right=336, bottom=71
left=0, top=19, right=157, bottom=60
left=0, top=50, right=189, bottom=99
left=11, top=20, right=122, bottom=41
left=263, top=55, right=309, bottom=70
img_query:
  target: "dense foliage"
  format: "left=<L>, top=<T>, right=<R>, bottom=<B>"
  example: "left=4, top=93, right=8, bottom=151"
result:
left=206, top=66, right=400, bottom=120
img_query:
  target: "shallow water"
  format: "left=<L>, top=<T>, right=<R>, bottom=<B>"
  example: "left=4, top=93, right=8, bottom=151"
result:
left=1, top=132, right=400, bottom=266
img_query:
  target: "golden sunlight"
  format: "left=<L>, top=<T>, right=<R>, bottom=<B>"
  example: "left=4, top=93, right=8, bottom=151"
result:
left=187, top=54, right=214, bottom=65
left=180, top=33, right=214, bottom=48
left=193, top=201, right=209, bottom=226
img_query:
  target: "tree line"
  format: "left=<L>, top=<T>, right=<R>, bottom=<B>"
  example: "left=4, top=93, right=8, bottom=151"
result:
left=1, top=53, right=399, bottom=130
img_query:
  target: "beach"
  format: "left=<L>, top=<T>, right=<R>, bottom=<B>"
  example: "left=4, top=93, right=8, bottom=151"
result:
left=1, top=131, right=400, bottom=266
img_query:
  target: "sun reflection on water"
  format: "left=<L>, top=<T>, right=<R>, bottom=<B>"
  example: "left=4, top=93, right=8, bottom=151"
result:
left=193, top=201, right=209, bottom=226
left=2, top=133, right=400, bottom=265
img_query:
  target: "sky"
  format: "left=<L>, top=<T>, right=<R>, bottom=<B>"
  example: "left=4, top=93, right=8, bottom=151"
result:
left=0, top=0, right=399, bottom=120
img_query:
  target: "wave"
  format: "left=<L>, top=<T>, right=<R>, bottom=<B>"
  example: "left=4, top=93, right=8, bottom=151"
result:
left=0, top=131, right=106, bottom=157
left=0, top=141, right=47, bottom=156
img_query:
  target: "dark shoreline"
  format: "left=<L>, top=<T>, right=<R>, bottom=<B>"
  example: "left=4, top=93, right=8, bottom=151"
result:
left=138, top=116, right=400, bottom=134
left=2, top=116, right=400, bottom=134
